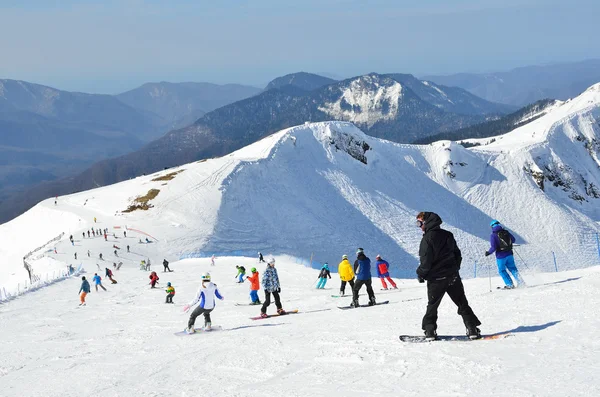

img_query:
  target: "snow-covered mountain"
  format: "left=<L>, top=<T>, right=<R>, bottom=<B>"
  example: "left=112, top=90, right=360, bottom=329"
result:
left=2, top=83, right=600, bottom=292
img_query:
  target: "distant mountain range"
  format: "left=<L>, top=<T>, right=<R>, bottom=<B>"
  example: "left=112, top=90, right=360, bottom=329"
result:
left=0, top=72, right=514, bottom=223
left=116, top=82, right=262, bottom=131
left=265, top=72, right=337, bottom=92
left=0, top=79, right=262, bottom=222
left=424, top=59, right=600, bottom=106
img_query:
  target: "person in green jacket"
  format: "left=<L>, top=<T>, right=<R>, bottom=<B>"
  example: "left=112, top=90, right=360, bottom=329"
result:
left=235, top=265, right=246, bottom=283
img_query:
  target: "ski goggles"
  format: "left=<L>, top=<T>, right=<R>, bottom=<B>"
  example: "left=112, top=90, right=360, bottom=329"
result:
left=416, top=220, right=424, bottom=228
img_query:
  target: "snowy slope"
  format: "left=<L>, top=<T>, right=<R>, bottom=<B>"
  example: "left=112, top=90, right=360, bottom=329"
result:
left=3, top=81, right=600, bottom=292
left=1, top=254, right=599, bottom=397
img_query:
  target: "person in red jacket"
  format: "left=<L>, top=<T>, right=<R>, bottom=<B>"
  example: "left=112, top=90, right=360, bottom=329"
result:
left=246, top=267, right=261, bottom=304
left=149, top=271, right=159, bottom=288
left=375, top=254, right=397, bottom=290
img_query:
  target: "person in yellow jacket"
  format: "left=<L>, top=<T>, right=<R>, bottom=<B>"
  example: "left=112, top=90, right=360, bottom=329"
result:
left=338, top=254, right=355, bottom=296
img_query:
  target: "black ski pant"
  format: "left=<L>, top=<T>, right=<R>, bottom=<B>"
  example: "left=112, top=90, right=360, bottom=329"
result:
left=340, top=279, right=355, bottom=294
left=422, top=274, right=481, bottom=331
left=163, top=265, right=171, bottom=272
left=95, top=283, right=107, bottom=291
left=352, top=279, right=375, bottom=303
left=166, top=293, right=174, bottom=303
left=188, top=307, right=213, bottom=328
left=261, top=291, right=282, bottom=314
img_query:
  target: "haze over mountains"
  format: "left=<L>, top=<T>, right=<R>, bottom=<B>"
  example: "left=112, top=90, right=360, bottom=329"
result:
left=425, top=59, right=600, bottom=106
left=0, top=80, right=261, bottom=221
left=116, top=82, right=262, bottom=131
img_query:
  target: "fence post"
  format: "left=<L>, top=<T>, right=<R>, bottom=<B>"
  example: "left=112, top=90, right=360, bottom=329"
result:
left=310, top=253, right=313, bottom=268
left=596, top=233, right=600, bottom=263
left=474, top=260, right=477, bottom=278
left=552, top=251, right=558, bottom=272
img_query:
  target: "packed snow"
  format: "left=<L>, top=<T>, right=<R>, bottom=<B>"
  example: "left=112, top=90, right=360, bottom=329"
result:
left=2, top=84, right=600, bottom=396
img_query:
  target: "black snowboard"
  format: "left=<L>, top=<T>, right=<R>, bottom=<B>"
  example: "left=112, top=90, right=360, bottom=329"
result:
left=338, top=300, right=389, bottom=310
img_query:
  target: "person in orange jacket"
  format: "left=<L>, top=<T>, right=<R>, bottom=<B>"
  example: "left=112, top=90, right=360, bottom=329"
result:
left=246, top=267, right=261, bottom=304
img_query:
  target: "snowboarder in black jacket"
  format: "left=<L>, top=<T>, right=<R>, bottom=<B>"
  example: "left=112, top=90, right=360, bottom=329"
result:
left=416, top=211, right=481, bottom=340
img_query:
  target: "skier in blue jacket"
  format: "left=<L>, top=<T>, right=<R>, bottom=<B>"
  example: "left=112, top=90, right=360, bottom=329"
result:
left=485, top=220, right=525, bottom=289
left=316, top=263, right=331, bottom=289
left=92, top=273, right=107, bottom=291
left=351, top=248, right=376, bottom=307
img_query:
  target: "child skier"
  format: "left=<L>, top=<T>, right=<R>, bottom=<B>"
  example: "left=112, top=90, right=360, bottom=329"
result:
left=316, top=263, right=331, bottom=289
left=165, top=282, right=175, bottom=304
left=92, top=273, right=107, bottom=291
left=235, top=265, right=246, bottom=283
left=375, top=254, right=397, bottom=290
left=246, top=267, right=261, bottom=304
left=261, top=258, right=286, bottom=317
left=183, top=273, right=224, bottom=333
left=78, top=276, right=91, bottom=306
left=149, top=271, right=159, bottom=288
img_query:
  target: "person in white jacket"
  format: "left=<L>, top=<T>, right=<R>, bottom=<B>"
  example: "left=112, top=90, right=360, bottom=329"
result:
left=183, top=273, right=224, bottom=333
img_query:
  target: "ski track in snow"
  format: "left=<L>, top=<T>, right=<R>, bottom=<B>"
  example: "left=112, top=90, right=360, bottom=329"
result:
left=1, top=254, right=600, bottom=396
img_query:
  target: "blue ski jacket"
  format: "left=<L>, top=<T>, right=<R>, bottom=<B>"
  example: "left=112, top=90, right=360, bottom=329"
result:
left=354, top=253, right=371, bottom=281
left=79, top=280, right=91, bottom=294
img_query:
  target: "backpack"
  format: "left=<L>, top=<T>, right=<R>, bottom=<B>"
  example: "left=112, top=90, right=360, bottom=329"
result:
left=497, top=230, right=513, bottom=252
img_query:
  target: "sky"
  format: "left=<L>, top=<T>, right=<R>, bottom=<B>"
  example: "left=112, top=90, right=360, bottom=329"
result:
left=0, top=0, right=598, bottom=94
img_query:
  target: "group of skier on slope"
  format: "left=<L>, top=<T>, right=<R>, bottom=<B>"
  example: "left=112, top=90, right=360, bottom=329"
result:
left=183, top=256, right=283, bottom=333
left=75, top=212, right=524, bottom=340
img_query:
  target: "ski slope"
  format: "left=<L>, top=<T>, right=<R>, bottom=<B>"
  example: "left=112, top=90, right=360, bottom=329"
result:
left=1, top=253, right=599, bottom=396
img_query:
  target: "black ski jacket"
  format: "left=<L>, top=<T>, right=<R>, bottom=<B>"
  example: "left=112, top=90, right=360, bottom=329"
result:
left=416, top=212, right=462, bottom=280
left=318, top=268, right=331, bottom=279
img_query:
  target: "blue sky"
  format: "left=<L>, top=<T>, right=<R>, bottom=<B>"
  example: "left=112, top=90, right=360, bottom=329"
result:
left=0, top=0, right=598, bottom=93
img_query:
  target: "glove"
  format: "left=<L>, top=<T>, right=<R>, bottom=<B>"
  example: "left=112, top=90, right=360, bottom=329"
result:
left=183, top=305, right=190, bottom=313
left=484, top=251, right=491, bottom=257
left=277, top=288, right=281, bottom=293
left=418, top=277, right=425, bottom=283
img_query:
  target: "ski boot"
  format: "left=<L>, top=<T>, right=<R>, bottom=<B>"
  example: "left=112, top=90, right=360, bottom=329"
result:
left=350, top=300, right=359, bottom=308
left=424, top=329, right=438, bottom=341
left=368, top=297, right=376, bottom=306
left=466, top=326, right=481, bottom=340
left=277, top=308, right=287, bottom=315
left=340, top=291, right=345, bottom=297
left=260, top=312, right=268, bottom=318
left=204, top=322, right=212, bottom=331
left=186, top=326, right=196, bottom=334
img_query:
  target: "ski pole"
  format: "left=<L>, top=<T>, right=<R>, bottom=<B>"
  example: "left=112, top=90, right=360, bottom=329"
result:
left=512, top=248, right=530, bottom=269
